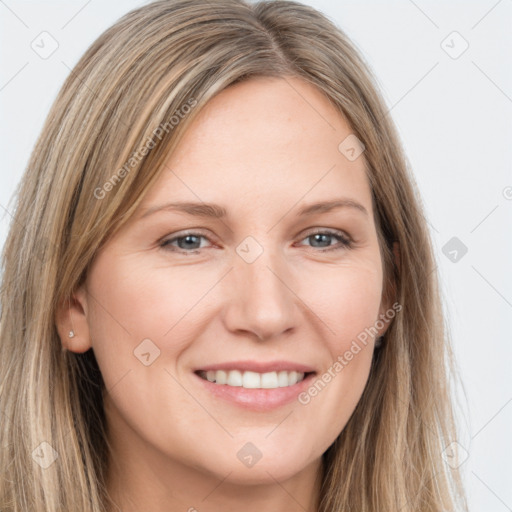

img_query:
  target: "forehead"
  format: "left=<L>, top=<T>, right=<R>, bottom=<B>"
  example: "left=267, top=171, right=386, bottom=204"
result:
left=142, top=76, right=372, bottom=216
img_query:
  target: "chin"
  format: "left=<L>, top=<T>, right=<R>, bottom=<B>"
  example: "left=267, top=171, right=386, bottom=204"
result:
left=205, top=456, right=315, bottom=486
left=185, top=435, right=320, bottom=485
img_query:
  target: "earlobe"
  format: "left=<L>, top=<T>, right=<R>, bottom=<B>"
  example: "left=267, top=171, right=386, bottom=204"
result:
left=55, top=285, right=92, bottom=353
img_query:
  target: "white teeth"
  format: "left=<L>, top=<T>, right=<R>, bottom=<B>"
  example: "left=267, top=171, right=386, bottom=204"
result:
left=261, top=371, right=278, bottom=388
left=277, top=371, right=289, bottom=387
left=226, top=370, right=242, bottom=387
left=215, top=370, right=227, bottom=385
left=199, top=369, right=306, bottom=388
left=242, top=371, right=261, bottom=388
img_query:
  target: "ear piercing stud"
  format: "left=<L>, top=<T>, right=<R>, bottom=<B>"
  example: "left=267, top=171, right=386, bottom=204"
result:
left=68, top=331, right=75, bottom=338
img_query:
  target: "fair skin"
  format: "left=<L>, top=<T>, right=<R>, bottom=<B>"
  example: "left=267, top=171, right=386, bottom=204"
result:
left=56, top=76, right=392, bottom=512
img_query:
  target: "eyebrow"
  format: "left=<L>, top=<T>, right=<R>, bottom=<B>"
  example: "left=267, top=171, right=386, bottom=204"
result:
left=138, top=198, right=368, bottom=220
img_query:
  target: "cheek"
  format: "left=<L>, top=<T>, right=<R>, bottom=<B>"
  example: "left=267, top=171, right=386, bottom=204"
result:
left=295, top=258, right=382, bottom=438
left=86, top=254, right=210, bottom=355
left=85, top=255, right=215, bottom=456
left=306, top=257, right=384, bottom=352
left=84, top=251, right=225, bottom=443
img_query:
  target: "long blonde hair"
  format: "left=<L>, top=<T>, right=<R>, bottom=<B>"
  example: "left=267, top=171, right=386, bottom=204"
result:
left=0, top=0, right=467, bottom=510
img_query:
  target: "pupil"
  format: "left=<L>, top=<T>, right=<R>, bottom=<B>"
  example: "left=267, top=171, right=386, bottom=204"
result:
left=180, top=235, right=199, bottom=249
left=312, top=234, right=330, bottom=247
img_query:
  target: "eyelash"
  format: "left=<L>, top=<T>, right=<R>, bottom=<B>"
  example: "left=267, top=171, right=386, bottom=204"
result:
left=159, top=229, right=352, bottom=255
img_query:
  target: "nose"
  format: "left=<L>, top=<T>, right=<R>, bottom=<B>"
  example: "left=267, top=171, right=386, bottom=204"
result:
left=222, top=244, right=299, bottom=342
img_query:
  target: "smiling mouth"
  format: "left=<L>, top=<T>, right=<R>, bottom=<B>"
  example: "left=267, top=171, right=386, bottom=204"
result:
left=196, top=369, right=314, bottom=389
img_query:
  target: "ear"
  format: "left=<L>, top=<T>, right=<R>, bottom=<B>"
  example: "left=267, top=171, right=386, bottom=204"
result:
left=376, top=241, right=400, bottom=338
left=55, top=283, right=92, bottom=353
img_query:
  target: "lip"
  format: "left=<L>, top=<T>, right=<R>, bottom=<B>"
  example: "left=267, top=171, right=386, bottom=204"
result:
left=192, top=360, right=317, bottom=412
left=194, top=360, right=316, bottom=374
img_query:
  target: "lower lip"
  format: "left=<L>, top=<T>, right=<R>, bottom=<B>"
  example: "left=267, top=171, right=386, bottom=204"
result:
left=194, top=372, right=316, bottom=411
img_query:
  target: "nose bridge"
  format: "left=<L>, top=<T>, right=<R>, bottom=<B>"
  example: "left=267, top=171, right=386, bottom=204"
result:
left=224, top=237, right=297, bottom=340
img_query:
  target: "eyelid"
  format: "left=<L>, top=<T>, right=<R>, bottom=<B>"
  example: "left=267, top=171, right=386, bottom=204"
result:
left=299, top=226, right=351, bottom=240
left=158, top=229, right=215, bottom=248
left=295, top=227, right=352, bottom=250
left=159, top=227, right=353, bottom=253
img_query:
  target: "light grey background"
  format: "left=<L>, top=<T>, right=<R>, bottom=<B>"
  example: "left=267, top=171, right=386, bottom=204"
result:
left=1, top=1, right=511, bottom=510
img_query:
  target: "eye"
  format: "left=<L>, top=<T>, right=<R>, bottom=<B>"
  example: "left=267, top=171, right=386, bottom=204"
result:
left=159, top=228, right=352, bottom=255
left=159, top=232, right=213, bottom=254
left=296, top=229, right=352, bottom=252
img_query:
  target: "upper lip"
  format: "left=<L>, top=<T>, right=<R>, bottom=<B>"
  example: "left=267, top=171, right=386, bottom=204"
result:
left=195, top=360, right=316, bottom=374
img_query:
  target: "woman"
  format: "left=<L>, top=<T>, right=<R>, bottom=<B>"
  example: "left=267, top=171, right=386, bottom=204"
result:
left=0, top=0, right=468, bottom=510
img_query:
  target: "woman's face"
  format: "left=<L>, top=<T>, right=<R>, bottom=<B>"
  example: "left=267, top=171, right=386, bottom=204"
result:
left=65, top=76, right=391, bottom=486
